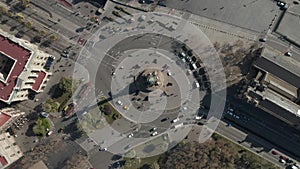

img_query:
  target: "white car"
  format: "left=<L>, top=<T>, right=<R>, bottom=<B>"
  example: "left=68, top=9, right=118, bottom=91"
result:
left=171, top=118, right=179, bottom=123
left=151, top=131, right=158, bottom=136
left=117, top=100, right=123, bottom=106
left=47, top=131, right=53, bottom=136
left=128, top=133, right=133, bottom=138
left=195, top=115, right=203, bottom=120
left=279, top=158, right=286, bottom=164
left=167, top=70, right=172, bottom=76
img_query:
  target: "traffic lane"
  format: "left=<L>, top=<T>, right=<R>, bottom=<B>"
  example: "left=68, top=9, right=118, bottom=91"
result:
left=216, top=121, right=284, bottom=168
left=230, top=99, right=300, bottom=147
left=32, top=0, right=87, bottom=26
left=21, top=9, right=78, bottom=39
left=224, top=109, right=300, bottom=161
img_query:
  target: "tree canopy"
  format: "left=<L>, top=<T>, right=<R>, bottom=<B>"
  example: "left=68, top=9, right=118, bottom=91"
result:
left=42, top=98, right=60, bottom=113
left=33, top=118, right=51, bottom=137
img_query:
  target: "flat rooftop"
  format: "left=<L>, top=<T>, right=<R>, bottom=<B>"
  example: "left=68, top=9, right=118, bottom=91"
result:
left=254, top=48, right=300, bottom=88
left=0, top=34, right=31, bottom=101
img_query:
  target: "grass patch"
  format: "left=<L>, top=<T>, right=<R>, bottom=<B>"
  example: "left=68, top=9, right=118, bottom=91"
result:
left=123, top=155, right=161, bottom=169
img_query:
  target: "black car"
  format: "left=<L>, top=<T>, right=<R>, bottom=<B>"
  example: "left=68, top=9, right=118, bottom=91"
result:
left=161, top=117, right=169, bottom=122
left=157, top=1, right=167, bottom=7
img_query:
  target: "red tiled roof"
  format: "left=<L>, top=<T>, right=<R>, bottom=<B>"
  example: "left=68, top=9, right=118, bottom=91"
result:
left=0, top=156, right=8, bottom=166
left=31, top=71, right=46, bottom=91
left=0, top=112, right=11, bottom=128
left=0, top=35, right=31, bottom=101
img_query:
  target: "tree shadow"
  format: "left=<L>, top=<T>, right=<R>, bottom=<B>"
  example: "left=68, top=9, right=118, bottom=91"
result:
left=48, top=83, right=63, bottom=99
left=25, top=123, right=36, bottom=137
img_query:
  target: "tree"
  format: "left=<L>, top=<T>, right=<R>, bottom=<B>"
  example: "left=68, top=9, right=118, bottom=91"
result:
left=39, top=30, right=46, bottom=36
left=103, top=105, right=112, bottom=115
left=49, top=34, right=57, bottom=41
left=25, top=20, right=32, bottom=28
left=42, top=98, right=60, bottom=113
left=33, top=118, right=50, bottom=137
left=58, top=77, right=73, bottom=93
left=0, top=5, right=7, bottom=15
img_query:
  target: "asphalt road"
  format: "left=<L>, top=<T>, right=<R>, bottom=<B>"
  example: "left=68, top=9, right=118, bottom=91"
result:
left=216, top=121, right=285, bottom=168
left=225, top=95, right=300, bottom=163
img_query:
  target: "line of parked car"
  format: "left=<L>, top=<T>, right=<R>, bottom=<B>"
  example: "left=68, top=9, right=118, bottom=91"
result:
left=272, top=150, right=299, bottom=168
left=175, top=44, right=211, bottom=91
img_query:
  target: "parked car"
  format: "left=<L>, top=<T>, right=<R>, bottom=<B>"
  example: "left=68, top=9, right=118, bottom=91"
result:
left=171, top=118, right=179, bottom=123
left=151, top=131, right=158, bottom=136
left=40, top=112, right=49, bottom=118
left=47, top=130, right=53, bottom=136
left=149, top=127, right=157, bottom=132
left=44, top=55, right=55, bottom=69
left=271, top=150, right=279, bottom=155
left=161, top=117, right=169, bottom=122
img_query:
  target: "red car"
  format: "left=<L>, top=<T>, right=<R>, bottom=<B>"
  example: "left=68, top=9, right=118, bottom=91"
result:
left=271, top=150, right=279, bottom=155
left=280, top=155, right=288, bottom=160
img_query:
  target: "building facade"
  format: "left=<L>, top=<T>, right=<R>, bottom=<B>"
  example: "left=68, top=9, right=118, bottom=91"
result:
left=0, top=29, right=52, bottom=104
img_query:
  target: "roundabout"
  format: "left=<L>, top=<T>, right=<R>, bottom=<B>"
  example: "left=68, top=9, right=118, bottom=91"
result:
left=72, top=12, right=226, bottom=158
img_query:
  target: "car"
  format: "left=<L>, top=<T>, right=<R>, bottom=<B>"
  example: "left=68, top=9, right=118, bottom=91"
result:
left=167, top=69, right=172, bottom=76
left=112, top=161, right=121, bottom=168
left=259, top=38, right=267, bottom=42
left=171, top=118, right=179, bottom=123
left=277, top=1, right=288, bottom=10
left=195, top=115, right=203, bottom=120
left=138, top=0, right=146, bottom=4
left=44, top=55, right=55, bottom=69
left=285, top=51, right=292, bottom=56
left=194, top=81, right=200, bottom=88
left=151, top=131, right=158, bottom=136
left=128, top=133, right=133, bottom=138
left=279, top=158, right=286, bottom=164
left=291, top=165, right=299, bottom=169
left=15, top=31, right=24, bottom=38
left=280, top=155, right=288, bottom=160
left=47, top=130, right=53, bottom=136
left=149, top=127, right=157, bottom=132
left=117, top=100, right=123, bottom=106
left=161, top=117, right=169, bottom=122
left=271, top=150, right=279, bottom=155
left=40, top=112, right=49, bottom=118
left=99, top=147, right=107, bottom=151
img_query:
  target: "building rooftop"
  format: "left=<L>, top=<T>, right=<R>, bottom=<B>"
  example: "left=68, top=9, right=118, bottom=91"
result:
left=0, top=34, right=31, bottom=102
left=0, top=113, right=11, bottom=129
left=31, top=71, right=46, bottom=92
left=253, top=53, right=300, bottom=88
